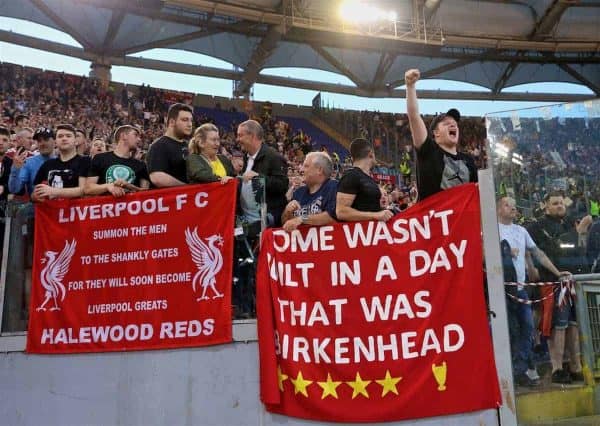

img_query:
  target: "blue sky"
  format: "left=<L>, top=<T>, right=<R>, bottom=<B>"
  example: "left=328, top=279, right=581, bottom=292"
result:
left=0, top=17, right=594, bottom=117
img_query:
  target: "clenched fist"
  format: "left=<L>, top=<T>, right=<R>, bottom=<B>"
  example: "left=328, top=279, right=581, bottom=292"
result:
left=405, top=69, right=420, bottom=87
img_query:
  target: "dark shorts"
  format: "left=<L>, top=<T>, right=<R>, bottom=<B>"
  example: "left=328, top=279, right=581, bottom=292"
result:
left=552, top=287, right=577, bottom=329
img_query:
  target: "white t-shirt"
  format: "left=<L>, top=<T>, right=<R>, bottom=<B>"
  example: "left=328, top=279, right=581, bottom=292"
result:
left=498, top=223, right=537, bottom=284
left=240, top=152, right=260, bottom=223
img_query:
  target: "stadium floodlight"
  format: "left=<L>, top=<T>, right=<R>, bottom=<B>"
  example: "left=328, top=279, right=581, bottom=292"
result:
left=339, top=0, right=397, bottom=23
left=494, top=143, right=509, bottom=158
left=511, top=158, right=523, bottom=166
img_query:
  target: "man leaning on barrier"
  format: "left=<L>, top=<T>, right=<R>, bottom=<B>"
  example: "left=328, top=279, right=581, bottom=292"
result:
left=336, top=138, right=393, bottom=223
left=32, top=124, right=90, bottom=202
left=281, top=151, right=337, bottom=232
left=527, top=191, right=590, bottom=384
left=497, top=196, right=570, bottom=387
left=85, top=125, right=150, bottom=197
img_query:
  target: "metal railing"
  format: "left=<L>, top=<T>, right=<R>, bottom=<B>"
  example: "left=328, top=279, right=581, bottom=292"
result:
left=575, top=274, right=600, bottom=382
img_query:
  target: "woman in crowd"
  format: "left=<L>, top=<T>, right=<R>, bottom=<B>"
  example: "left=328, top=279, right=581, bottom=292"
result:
left=186, top=123, right=235, bottom=184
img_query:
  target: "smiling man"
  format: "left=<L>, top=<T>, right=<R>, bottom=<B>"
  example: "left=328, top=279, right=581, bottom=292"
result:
left=405, top=68, right=477, bottom=201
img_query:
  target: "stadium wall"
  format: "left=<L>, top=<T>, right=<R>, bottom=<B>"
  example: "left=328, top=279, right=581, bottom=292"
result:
left=0, top=326, right=498, bottom=426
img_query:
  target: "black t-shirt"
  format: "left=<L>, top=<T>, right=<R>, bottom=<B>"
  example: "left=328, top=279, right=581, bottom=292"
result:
left=527, top=214, right=587, bottom=275
left=0, top=156, right=13, bottom=202
left=416, top=137, right=477, bottom=201
left=146, top=136, right=188, bottom=184
left=34, top=155, right=90, bottom=188
left=88, top=152, right=149, bottom=186
left=337, top=167, right=381, bottom=213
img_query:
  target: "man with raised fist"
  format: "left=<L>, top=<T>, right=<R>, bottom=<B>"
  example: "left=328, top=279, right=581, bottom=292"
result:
left=405, top=68, right=477, bottom=201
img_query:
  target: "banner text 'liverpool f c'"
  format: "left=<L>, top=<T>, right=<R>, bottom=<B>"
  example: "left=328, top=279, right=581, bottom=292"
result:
left=27, top=182, right=237, bottom=354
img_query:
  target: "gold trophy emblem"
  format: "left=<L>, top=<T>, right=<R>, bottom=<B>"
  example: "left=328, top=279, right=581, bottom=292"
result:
left=432, top=362, right=447, bottom=391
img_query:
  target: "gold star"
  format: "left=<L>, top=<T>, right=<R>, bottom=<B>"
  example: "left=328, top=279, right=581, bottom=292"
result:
left=290, top=371, right=313, bottom=397
left=346, top=372, right=371, bottom=399
left=317, top=373, right=342, bottom=399
left=277, top=365, right=288, bottom=392
left=375, top=370, right=402, bottom=397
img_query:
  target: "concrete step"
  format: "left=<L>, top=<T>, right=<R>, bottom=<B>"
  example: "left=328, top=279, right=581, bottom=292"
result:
left=517, top=384, right=595, bottom=425
left=525, top=415, right=600, bottom=425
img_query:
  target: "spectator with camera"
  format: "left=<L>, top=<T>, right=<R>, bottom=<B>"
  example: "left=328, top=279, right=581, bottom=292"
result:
left=8, top=127, right=56, bottom=198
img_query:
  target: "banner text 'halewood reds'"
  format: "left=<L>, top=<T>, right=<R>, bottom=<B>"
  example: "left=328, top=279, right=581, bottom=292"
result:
left=27, top=182, right=236, bottom=354
left=257, top=184, right=501, bottom=423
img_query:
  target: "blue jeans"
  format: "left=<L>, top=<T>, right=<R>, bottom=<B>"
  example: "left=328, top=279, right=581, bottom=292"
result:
left=507, top=289, right=535, bottom=376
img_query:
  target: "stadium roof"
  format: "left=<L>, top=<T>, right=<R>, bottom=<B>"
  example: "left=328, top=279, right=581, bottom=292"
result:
left=1, top=0, right=599, bottom=102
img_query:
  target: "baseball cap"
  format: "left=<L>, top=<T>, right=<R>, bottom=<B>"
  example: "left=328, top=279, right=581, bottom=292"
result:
left=429, top=108, right=461, bottom=133
left=33, top=127, right=55, bottom=140
left=55, top=123, right=77, bottom=135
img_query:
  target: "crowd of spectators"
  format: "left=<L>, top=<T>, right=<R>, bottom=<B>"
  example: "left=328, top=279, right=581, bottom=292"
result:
left=315, top=107, right=488, bottom=169
left=488, top=111, right=600, bottom=389
left=0, top=63, right=177, bottom=154
left=1, top=62, right=488, bottom=214
left=489, top=116, right=600, bottom=214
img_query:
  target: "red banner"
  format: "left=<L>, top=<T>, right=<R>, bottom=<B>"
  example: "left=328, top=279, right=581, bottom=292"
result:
left=257, top=184, right=500, bottom=423
left=27, top=182, right=237, bottom=354
left=372, top=173, right=395, bottom=184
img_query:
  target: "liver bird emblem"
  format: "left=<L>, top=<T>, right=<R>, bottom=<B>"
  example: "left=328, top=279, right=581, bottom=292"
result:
left=37, top=239, right=77, bottom=311
left=185, top=227, right=224, bottom=301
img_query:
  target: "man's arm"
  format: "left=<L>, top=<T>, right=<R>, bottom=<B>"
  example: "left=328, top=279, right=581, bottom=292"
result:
left=281, top=199, right=300, bottom=224
left=336, top=192, right=392, bottom=222
left=84, top=176, right=126, bottom=197
left=525, top=250, right=539, bottom=281
left=577, top=215, right=593, bottom=235
left=149, top=171, right=185, bottom=188
left=32, top=182, right=85, bottom=201
left=530, top=246, right=570, bottom=278
left=138, top=178, right=150, bottom=190
left=282, top=211, right=335, bottom=232
left=405, top=69, right=428, bottom=150
left=8, top=152, right=28, bottom=194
